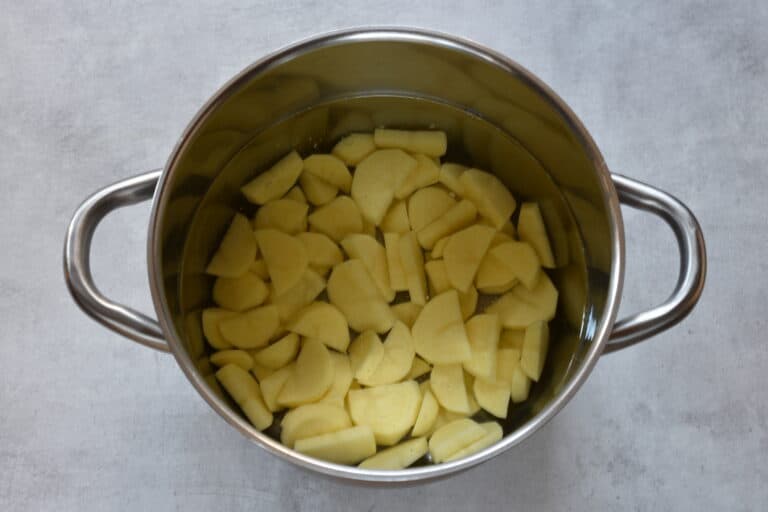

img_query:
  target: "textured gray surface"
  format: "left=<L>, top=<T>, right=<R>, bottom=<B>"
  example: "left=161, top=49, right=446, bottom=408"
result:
left=1, top=1, right=766, bottom=510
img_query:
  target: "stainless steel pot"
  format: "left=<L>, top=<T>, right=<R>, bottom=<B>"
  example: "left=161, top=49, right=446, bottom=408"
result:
left=63, top=28, right=706, bottom=482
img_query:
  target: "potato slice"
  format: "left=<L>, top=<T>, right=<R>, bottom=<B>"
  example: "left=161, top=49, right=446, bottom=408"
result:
left=205, top=213, right=257, bottom=277
left=395, top=154, right=440, bottom=199
left=475, top=247, right=518, bottom=292
left=486, top=274, right=558, bottom=328
left=430, top=236, right=449, bottom=259
left=518, top=202, right=556, bottom=268
left=407, top=186, right=456, bottom=232
left=520, top=321, right=549, bottom=382
left=253, top=199, right=308, bottom=234
left=459, top=285, right=478, bottom=320
left=218, top=305, right=280, bottom=349
left=399, top=231, right=428, bottom=305
left=252, top=332, right=300, bottom=369
left=412, top=290, right=472, bottom=364
left=430, top=363, right=471, bottom=414
left=300, top=172, right=338, bottom=205
left=308, top=196, right=363, bottom=242
left=250, top=361, right=275, bottom=382
left=241, top=150, right=303, bottom=205
left=438, top=162, right=466, bottom=195
left=509, top=365, right=532, bottom=403
left=259, top=364, right=293, bottom=412
left=373, top=129, right=447, bottom=157
left=488, top=241, right=541, bottom=289
left=240, top=396, right=273, bottom=430
left=255, top=229, right=308, bottom=295
left=280, top=402, right=352, bottom=448
left=428, top=418, right=487, bottom=463
left=212, top=272, right=269, bottom=311
left=359, top=437, right=428, bottom=470
left=357, top=321, right=415, bottom=386
left=499, top=329, right=526, bottom=350
left=294, top=425, right=377, bottom=465
left=296, top=232, right=344, bottom=272
left=287, top=301, right=350, bottom=352
left=406, top=357, right=431, bottom=380
left=473, top=378, right=510, bottom=418
left=303, top=154, right=352, bottom=193
left=390, top=302, right=422, bottom=328
left=248, top=259, right=269, bottom=280
left=417, top=199, right=477, bottom=250
left=489, top=230, right=515, bottom=248
left=332, top=133, right=376, bottom=165
left=269, top=268, right=326, bottom=322
left=327, top=259, right=395, bottom=333
left=277, top=339, right=334, bottom=407
left=351, top=149, right=417, bottom=225
left=464, top=372, right=481, bottom=415
left=458, top=169, right=516, bottom=229
left=318, top=353, right=353, bottom=407
left=384, top=233, right=408, bottom=291
left=463, top=314, right=501, bottom=380
left=424, top=259, right=451, bottom=295
left=216, top=364, right=273, bottom=430
left=380, top=200, right=410, bottom=234
left=348, top=330, right=385, bottom=382
left=210, top=350, right=253, bottom=371
left=283, top=186, right=306, bottom=203
left=495, top=348, right=521, bottom=386
left=443, top=224, right=496, bottom=292
left=444, top=421, right=503, bottom=462
left=202, top=308, right=237, bottom=349
left=341, top=234, right=394, bottom=302
left=347, top=380, right=422, bottom=445
left=411, top=388, right=439, bottom=437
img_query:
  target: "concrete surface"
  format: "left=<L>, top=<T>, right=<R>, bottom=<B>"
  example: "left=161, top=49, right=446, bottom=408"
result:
left=1, top=1, right=766, bottom=510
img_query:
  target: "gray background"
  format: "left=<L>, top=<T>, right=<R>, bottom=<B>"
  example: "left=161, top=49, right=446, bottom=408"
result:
left=1, top=1, right=766, bottom=510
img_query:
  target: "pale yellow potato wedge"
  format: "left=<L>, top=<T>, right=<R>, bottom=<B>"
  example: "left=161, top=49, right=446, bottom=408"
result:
left=280, top=402, right=352, bottom=448
left=259, top=364, right=293, bottom=412
left=348, top=380, right=422, bottom=446
left=430, top=236, right=449, bottom=259
left=464, top=372, right=481, bottom=415
left=424, top=259, right=451, bottom=296
left=288, top=302, right=350, bottom=352
left=318, top=353, right=353, bottom=407
left=405, top=357, right=431, bottom=380
left=283, top=185, right=306, bottom=203
left=300, top=171, right=338, bottom=205
left=395, top=154, right=440, bottom=199
left=417, top=199, right=477, bottom=250
left=250, top=362, right=275, bottom=381
left=390, top=302, right=423, bottom=328
left=255, top=229, right=308, bottom=295
left=308, top=196, right=363, bottom=242
left=252, top=332, right=300, bottom=369
left=489, top=230, right=515, bottom=248
left=327, top=259, right=395, bottom=333
left=253, top=199, right=308, bottom=234
left=303, top=154, right=352, bottom=192
left=357, top=321, right=415, bottom=387
left=384, top=233, right=408, bottom=291
left=518, top=202, right=556, bottom=268
left=458, top=285, right=478, bottom=321
left=210, top=350, right=253, bottom=371
left=268, top=268, right=326, bottom=322
left=499, top=329, right=526, bottom=350
left=411, top=388, right=439, bottom=437
left=296, top=232, right=344, bottom=272
left=475, top=246, right=518, bottom=292
left=438, top=162, right=466, bottom=195
left=348, top=330, right=385, bottom=383
left=428, top=418, right=487, bottom=463
left=351, top=149, right=417, bottom=225
left=212, top=272, right=269, bottom=312
left=241, top=150, right=303, bottom=205
left=488, top=241, right=541, bottom=289
left=444, top=421, right=503, bottom=462
left=430, top=363, right=471, bottom=414
left=206, top=213, right=257, bottom=278
left=399, top=231, right=428, bottom=306
left=407, top=186, right=456, bottom=232
left=241, top=395, right=274, bottom=430
left=277, top=339, right=334, bottom=407
left=215, top=363, right=260, bottom=404
left=443, top=224, right=496, bottom=292
left=294, top=425, right=377, bottom=465
left=520, top=320, right=549, bottom=382
left=341, top=234, right=394, bottom=302
left=202, top=308, right=237, bottom=349
left=473, top=378, right=510, bottom=418
left=248, top=259, right=269, bottom=280
left=495, top=348, right=521, bottom=386
left=359, top=437, right=428, bottom=470
left=332, top=133, right=376, bottom=165
left=218, top=305, right=280, bottom=349
left=380, top=200, right=410, bottom=234
left=463, top=314, right=501, bottom=380
left=509, top=364, right=532, bottom=403
left=485, top=274, right=558, bottom=329
left=373, top=129, right=447, bottom=157
left=458, top=169, right=516, bottom=229
left=412, top=290, right=472, bottom=364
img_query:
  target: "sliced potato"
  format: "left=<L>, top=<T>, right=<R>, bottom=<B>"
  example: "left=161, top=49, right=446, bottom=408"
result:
left=443, top=224, right=496, bottom=292
left=218, top=305, right=280, bottom=349
left=384, top=233, right=408, bottom=291
left=327, top=259, right=395, bottom=333
left=463, top=314, right=501, bottom=380
left=202, top=308, right=237, bottom=349
left=252, top=332, right=300, bottom=369
left=405, top=357, right=431, bottom=380
left=486, top=274, right=558, bottom=329
left=424, top=259, right=451, bottom=296
left=390, top=302, right=423, bottom=328
left=205, top=213, right=257, bottom=277
left=332, top=133, right=376, bottom=165
left=399, top=231, right=428, bottom=306
left=212, top=272, right=269, bottom=311
left=444, top=421, right=503, bottom=462
left=509, top=364, right=532, bottom=403
left=380, top=200, right=410, bottom=233
left=240, top=395, right=274, bottom=430
left=280, top=402, right=352, bottom=448
left=458, top=285, right=478, bottom=320
left=277, top=339, right=334, bottom=407
left=499, top=329, right=526, bottom=350
left=411, top=388, right=439, bottom=437
left=253, top=199, right=308, bottom=234
left=259, top=364, right=293, bottom=411
left=303, top=154, right=352, bottom=192
left=488, top=241, right=541, bottom=289
left=407, top=186, right=456, bottom=232
left=241, top=150, right=303, bottom=205
left=296, top=232, right=344, bottom=271
left=395, top=154, right=440, bottom=199
left=495, top=348, right=521, bottom=386
left=348, top=330, right=385, bottom=382
left=347, top=380, right=422, bottom=445
left=458, top=169, right=516, bottom=229
left=473, top=378, right=510, bottom=418
left=319, top=353, right=353, bottom=407
left=412, top=290, right=472, bottom=364
left=428, top=418, right=487, bottom=463
left=417, top=199, right=477, bottom=250
left=430, top=236, right=449, bottom=259
left=373, top=129, right=447, bottom=157
left=248, top=259, right=269, bottom=280
left=351, top=149, right=418, bottom=225
left=475, top=246, right=518, bottom=292
left=250, top=362, right=275, bottom=381
left=268, top=268, right=326, bottom=322
left=210, top=350, right=253, bottom=371
left=438, top=162, right=466, bottom=195
left=215, top=364, right=273, bottom=430
left=300, top=171, right=338, bottom=205
left=357, top=321, right=415, bottom=387
left=255, top=229, right=308, bottom=295
left=283, top=186, right=306, bottom=203
left=520, top=321, right=549, bottom=382
left=287, top=302, right=350, bottom=352
left=341, top=234, right=394, bottom=302
left=294, top=425, right=377, bottom=465
left=358, top=437, right=428, bottom=470
left=518, top=202, right=555, bottom=268
left=308, top=196, right=363, bottom=242
left=430, top=363, right=471, bottom=414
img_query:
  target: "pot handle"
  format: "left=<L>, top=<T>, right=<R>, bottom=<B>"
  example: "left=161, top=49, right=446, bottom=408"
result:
left=603, top=174, right=706, bottom=353
left=63, top=171, right=170, bottom=352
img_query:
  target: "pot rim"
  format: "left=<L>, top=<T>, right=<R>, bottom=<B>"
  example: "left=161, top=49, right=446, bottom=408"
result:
left=147, top=26, right=625, bottom=482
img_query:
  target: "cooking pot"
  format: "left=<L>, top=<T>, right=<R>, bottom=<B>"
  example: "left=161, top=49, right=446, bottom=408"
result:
left=63, top=28, right=706, bottom=482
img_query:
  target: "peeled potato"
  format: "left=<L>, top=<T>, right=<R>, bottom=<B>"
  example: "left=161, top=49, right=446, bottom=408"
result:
left=294, top=425, right=377, bottom=465
left=407, top=186, right=456, bottom=232
left=252, top=332, right=300, bottom=369
left=351, top=149, right=418, bottom=225
left=241, top=150, right=303, bottom=205
left=411, top=388, right=439, bottom=437
left=475, top=246, right=518, bottom=292
left=518, top=202, right=556, bottom=268
left=303, top=154, right=352, bottom=192
left=296, top=232, right=344, bottom=272
left=438, top=162, right=466, bottom=195
left=390, top=302, right=422, bottom=328
left=495, top=348, right=521, bottom=386
left=499, top=329, right=526, bottom=350
left=250, top=362, right=275, bottom=381
left=253, top=199, right=308, bottom=234
left=359, top=437, right=428, bottom=470
left=206, top=213, right=258, bottom=278
left=240, top=396, right=274, bottom=431
left=488, top=241, right=541, bottom=289
left=458, top=285, right=478, bottom=321
left=341, top=234, right=395, bottom=302
left=300, top=171, right=338, bottom=205
left=425, top=259, right=451, bottom=295
left=395, top=154, right=440, bottom=199
left=210, top=350, right=253, bottom=371
left=430, top=363, right=471, bottom=414
left=308, top=196, right=363, bottom=241
left=319, top=353, right=353, bottom=407
left=268, top=268, right=326, bottom=322
left=405, top=357, right=431, bottom=380
left=280, top=402, right=352, bottom=448
left=428, top=418, right=487, bottom=463
left=380, top=200, right=410, bottom=234
left=384, top=233, right=408, bottom=291
left=444, top=421, right=503, bottom=462
left=520, top=320, right=549, bottom=382
left=443, top=224, right=496, bottom=292
left=347, top=380, right=422, bottom=446
left=348, top=330, right=385, bottom=382
left=284, top=186, right=306, bottom=203
left=357, top=321, right=415, bottom=387
left=218, top=305, right=280, bottom=349
left=277, top=339, right=334, bottom=407
left=412, top=290, right=472, bottom=364
left=373, top=129, right=447, bottom=157
left=473, top=378, right=510, bottom=418
left=256, top=229, right=308, bottom=295
left=327, top=259, right=395, bottom=333
left=288, top=301, right=350, bottom=352
left=417, top=199, right=477, bottom=250
left=259, top=364, right=293, bottom=412
left=486, top=274, right=558, bottom=329
left=202, top=308, right=237, bottom=349
left=430, top=236, right=450, bottom=259
left=458, top=169, right=516, bottom=229
left=249, top=259, right=269, bottom=280
left=463, top=314, right=501, bottom=380
left=216, top=364, right=273, bottom=430
left=399, top=231, right=428, bottom=306
left=332, top=133, right=376, bottom=165
left=212, top=272, right=269, bottom=312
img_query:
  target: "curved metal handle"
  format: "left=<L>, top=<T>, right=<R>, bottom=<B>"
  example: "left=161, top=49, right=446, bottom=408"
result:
left=603, top=174, right=707, bottom=353
left=63, top=170, right=169, bottom=352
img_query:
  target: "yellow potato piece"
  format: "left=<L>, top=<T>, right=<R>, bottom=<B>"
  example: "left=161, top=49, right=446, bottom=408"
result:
left=424, top=259, right=451, bottom=296
left=444, top=421, right=503, bottom=462
left=351, top=149, right=418, bottom=225
left=256, top=229, right=308, bottom=295
left=347, top=380, right=422, bottom=446
left=308, top=196, right=363, bottom=242
left=300, top=171, right=338, bottom=205
left=463, top=314, right=501, bottom=380
left=495, top=348, right=521, bottom=386
left=241, top=395, right=274, bottom=430
left=348, top=330, right=385, bottom=383
left=443, top=224, right=496, bottom=292
left=384, top=233, right=408, bottom=291
left=332, top=133, right=376, bottom=165
left=407, top=186, right=456, bottom=232
left=458, top=169, right=516, bottom=229
left=430, top=363, right=471, bottom=414
left=241, top=150, right=304, bottom=205
left=489, top=230, right=515, bottom=248
left=268, top=268, right=326, bottom=322
left=303, top=154, right=352, bottom=193
left=288, top=301, right=350, bottom=352
left=318, top=353, right=353, bottom=407
left=390, top=302, right=423, bottom=328
left=428, top=418, right=487, bottom=463
left=294, top=425, right=377, bottom=465
left=202, top=308, right=237, bottom=349
left=417, top=199, right=477, bottom=250
left=253, top=199, right=309, bottom=234
left=210, top=350, right=253, bottom=371
left=218, top=305, right=280, bottom=349
left=357, top=321, right=415, bottom=386
left=395, top=154, right=440, bottom=199
left=510, top=364, right=532, bottom=403
left=205, top=213, right=258, bottom=278
left=380, top=200, right=410, bottom=234
left=259, top=364, right=293, bottom=412
left=252, top=332, right=300, bottom=369
left=212, top=272, right=269, bottom=312
left=341, top=234, right=394, bottom=302
left=406, top=357, right=431, bottom=380
left=464, top=372, right=481, bottom=415
left=359, top=437, right=428, bottom=470
left=412, top=290, right=472, bottom=364
left=277, top=339, right=334, bottom=407
left=499, top=329, right=526, bottom=350
left=459, top=285, right=478, bottom=320
left=280, top=402, right=352, bottom=448
left=485, top=274, right=559, bottom=329
left=250, top=362, right=275, bottom=381
left=473, top=378, right=510, bottom=418
left=488, top=241, right=541, bottom=290
left=411, top=388, right=439, bottom=437
left=373, top=129, right=447, bottom=157
left=215, top=364, right=260, bottom=405
left=438, top=162, right=466, bottom=195
left=520, top=320, right=549, bottom=382
left=518, top=202, right=556, bottom=268
left=283, top=185, right=306, bottom=203
left=248, top=259, right=269, bottom=280
left=327, top=259, right=395, bottom=333
left=296, top=232, right=344, bottom=271
left=476, top=246, right=518, bottom=291
left=430, top=236, right=450, bottom=259
left=399, top=231, right=428, bottom=306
